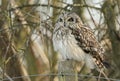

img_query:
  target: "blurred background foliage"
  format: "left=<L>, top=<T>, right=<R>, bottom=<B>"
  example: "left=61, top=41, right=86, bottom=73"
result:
left=0, top=0, right=120, bottom=81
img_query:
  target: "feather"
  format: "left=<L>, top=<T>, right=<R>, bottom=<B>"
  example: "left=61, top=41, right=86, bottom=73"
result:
left=69, top=24, right=107, bottom=69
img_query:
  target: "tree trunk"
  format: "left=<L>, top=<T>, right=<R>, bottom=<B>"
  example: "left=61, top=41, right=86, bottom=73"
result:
left=102, top=0, right=120, bottom=78
left=72, top=0, right=84, bottom=23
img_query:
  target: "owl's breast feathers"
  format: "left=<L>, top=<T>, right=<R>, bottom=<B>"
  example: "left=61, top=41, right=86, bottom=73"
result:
left=69, top=25, right=110, bottom=69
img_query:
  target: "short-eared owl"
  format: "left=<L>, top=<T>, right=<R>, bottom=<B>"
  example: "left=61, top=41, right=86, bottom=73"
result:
left=52, top=12, right=109, bottom=69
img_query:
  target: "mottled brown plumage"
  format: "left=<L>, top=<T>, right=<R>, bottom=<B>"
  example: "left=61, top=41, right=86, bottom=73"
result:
left=52, top=12, right=109, bottom=70
left=69, top=25, right=105, bottom=69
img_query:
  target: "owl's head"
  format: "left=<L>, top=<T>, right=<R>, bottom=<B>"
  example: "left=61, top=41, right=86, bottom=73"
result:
left=56, top=12, right=83, bottom=28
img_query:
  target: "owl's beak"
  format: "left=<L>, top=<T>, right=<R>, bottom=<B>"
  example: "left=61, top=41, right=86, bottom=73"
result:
left=64, top=22, right=66, bottom=27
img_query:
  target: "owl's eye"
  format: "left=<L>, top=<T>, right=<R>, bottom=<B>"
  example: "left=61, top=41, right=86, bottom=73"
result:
left=68, top=17, right=74, bottom=22
left=59, top=18, right=63, bottom=22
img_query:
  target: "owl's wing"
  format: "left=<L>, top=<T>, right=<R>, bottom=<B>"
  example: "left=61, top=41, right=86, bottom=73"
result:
left=69, top=25, right=109, bottom=68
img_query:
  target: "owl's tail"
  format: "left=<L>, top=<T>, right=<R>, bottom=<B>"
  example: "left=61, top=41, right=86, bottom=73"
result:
left=102, top=61, right=110, bottom=68
left=93, top=55, right=110, bottom=81
left=93, top=54, right=110, bottom=69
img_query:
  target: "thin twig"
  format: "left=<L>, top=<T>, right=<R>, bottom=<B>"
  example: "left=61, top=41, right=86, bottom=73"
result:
left=2, top=73, right=119, bottom=81
left=8, top=3, right=101, bottom=12
left=0, top=67, right=14, bottom=81
left=83, top=0, right=98, bottom=28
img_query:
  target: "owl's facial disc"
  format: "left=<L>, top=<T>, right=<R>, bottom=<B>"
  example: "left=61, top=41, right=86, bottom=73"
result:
left=57, top=12, right=80, bottom=27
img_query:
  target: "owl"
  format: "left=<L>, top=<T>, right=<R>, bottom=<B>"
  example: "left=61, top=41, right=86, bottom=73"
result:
left=52, top=12, right=109, bottom=70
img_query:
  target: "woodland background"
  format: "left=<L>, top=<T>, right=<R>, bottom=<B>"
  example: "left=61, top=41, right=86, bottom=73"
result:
left=0, top=0, right=120, bottom=81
